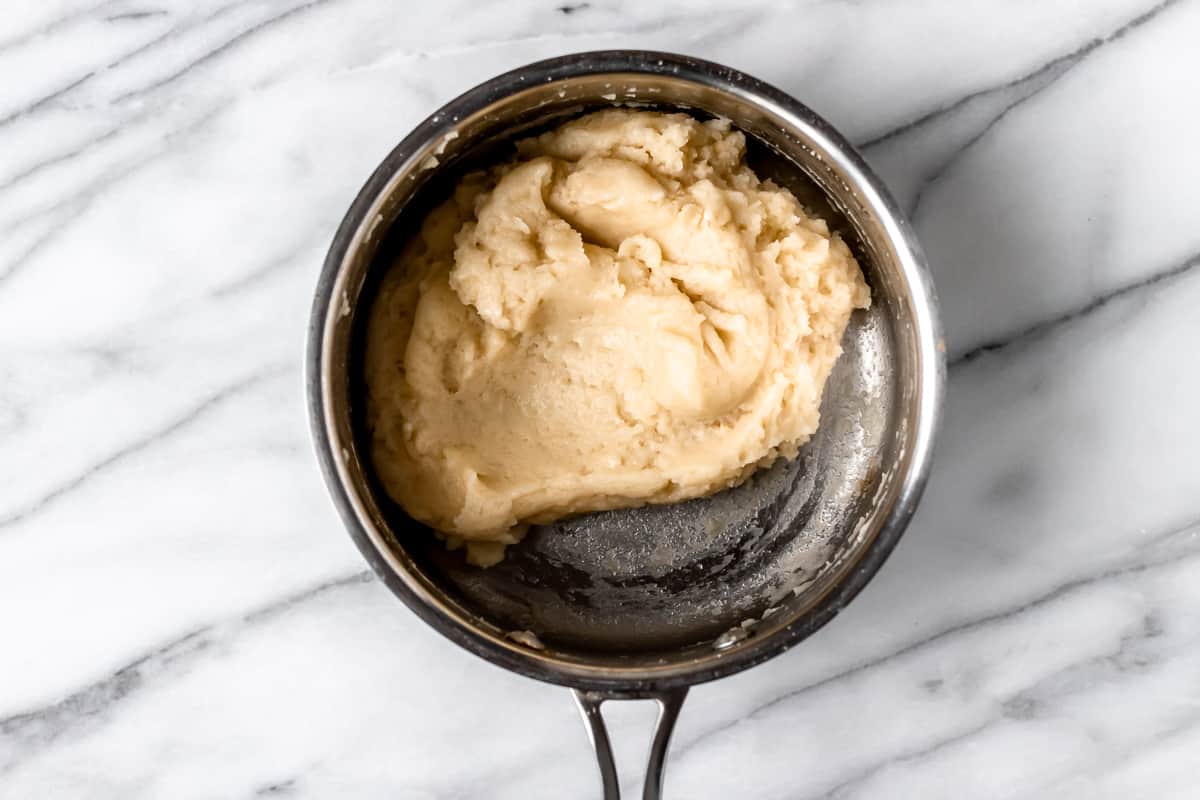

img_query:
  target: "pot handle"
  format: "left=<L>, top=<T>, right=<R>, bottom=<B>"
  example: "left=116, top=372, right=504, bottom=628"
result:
left=571, top=687, right=689, bottom=800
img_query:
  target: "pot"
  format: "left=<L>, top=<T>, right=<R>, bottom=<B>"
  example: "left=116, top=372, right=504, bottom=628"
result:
left=308, top=50, right=944, bottom=799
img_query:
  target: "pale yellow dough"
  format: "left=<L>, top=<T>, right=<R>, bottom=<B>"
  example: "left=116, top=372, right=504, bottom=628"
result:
left=365, top=110, right=870, bottom=565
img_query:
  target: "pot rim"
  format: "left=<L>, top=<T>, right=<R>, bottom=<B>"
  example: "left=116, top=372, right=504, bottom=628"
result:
left=307, top=50, right=945, bottom=691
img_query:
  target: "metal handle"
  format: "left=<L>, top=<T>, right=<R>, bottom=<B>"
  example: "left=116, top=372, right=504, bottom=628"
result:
left=571, top=687, right=689, bottom=800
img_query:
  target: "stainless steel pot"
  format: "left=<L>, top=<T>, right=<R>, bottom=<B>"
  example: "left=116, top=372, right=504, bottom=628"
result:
left=308, top=51, right=944, bottom=799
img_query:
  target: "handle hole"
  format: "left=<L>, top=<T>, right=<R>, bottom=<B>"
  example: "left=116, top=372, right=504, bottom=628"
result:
left=595, top=700, right=660, bottom=794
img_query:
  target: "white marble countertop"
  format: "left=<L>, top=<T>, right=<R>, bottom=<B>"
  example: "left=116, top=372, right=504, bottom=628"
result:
left=4, top=1, right=1200, bottom=797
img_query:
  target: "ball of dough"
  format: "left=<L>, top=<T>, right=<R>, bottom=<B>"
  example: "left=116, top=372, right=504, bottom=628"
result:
left=364, top=110, right=870, bottom=565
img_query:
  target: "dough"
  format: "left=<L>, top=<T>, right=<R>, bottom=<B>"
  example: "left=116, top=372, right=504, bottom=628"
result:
left=365, top=110, right=870, bottom=566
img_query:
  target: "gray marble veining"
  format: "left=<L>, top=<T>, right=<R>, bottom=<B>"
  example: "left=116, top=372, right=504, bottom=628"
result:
left=2, top=1, right=1199, bottom=797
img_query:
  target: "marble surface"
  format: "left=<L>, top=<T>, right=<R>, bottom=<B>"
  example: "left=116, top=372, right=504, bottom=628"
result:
left=3, top=0, right=1200, bottom=797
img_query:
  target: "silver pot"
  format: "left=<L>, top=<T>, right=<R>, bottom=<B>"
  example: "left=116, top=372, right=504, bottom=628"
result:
left=308, top=51, right=944, bottom=799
